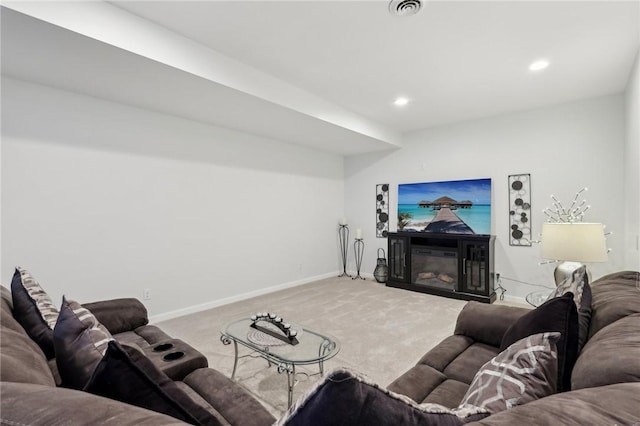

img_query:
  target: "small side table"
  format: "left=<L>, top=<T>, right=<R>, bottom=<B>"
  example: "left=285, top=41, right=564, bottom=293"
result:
left=525, top=290, right=552, bottom=307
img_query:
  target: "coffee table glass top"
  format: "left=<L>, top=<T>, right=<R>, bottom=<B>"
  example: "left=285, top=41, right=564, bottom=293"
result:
left=222, top=318, right=340, bottom=365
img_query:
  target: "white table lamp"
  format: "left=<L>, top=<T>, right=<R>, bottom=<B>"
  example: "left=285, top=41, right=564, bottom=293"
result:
left=540, top=222, right=608, bottom=285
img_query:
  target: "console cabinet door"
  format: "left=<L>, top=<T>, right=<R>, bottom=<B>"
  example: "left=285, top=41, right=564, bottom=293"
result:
left=389, top=236, right=408, bottom=282
left=461, top=241, right=489, bottom=295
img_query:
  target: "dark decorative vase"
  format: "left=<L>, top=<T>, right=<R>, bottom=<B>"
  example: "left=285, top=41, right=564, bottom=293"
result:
left=373, top=248, right=388, bottom=283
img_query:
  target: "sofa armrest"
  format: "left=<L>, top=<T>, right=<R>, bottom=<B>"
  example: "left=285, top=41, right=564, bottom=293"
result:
left=82, top=298, right=149, bottom=334
left=0, top=382, right=186, bottom=425
left=454, top=302, right=529, bottom=347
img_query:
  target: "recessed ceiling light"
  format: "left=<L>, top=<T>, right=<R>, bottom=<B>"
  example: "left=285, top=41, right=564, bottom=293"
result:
left=394, top=97, right=409, bottom=106
left=529, top=60, right=550, bottom=72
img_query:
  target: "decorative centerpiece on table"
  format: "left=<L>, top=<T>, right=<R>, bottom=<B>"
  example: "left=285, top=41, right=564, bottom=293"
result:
left=247, top=312, right=300, bottom=346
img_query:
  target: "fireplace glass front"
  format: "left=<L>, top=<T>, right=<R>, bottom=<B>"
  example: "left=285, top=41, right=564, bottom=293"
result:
left=411, top=247, right=458, bottom=291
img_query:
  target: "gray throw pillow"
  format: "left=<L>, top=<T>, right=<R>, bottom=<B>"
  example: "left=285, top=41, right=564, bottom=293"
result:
left=549, top=266, right=588, bottom=307
left=53, top=297, right=114, bottom=389
left=10, top=267, right=60, bottom=359
left=460, top=332, right=560, bottom=414
left=547, top=265, right=592, bottom=352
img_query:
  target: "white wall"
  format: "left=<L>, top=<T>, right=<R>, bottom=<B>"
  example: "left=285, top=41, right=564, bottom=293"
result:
left=624, top=48, right=640, bottom=270
left=345, top=94, right=627, bottom=299
left=2, top=75, right=633, bottom=316
left=1, top=77, right=344, bottom=318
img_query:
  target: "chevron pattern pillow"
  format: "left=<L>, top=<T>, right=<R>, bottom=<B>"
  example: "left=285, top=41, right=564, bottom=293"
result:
left=53, top=297, right=114, bottom=389
left=11, top=267, right=60, bottom=359
left=460, top=332, right=560, bottom=414
left=548, top=265, right=592, bottom=352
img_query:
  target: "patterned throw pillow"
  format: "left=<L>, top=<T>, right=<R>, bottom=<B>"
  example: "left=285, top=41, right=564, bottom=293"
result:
left=53, top=297, right=115, bottom=389
left=549, top=266, right=588, bottom=306
left=10, top=267, right=60, bottom=359
left=500, top=293, right=578, bottom=392
left=547, top=265, right=592, bottom=352
left=460, top=332, right=560, bottom=414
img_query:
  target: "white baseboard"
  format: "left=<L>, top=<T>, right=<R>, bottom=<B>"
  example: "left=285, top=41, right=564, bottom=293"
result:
left=149, top=271, right=339, bottom=323
left=150, top=271, right=521, bottom=322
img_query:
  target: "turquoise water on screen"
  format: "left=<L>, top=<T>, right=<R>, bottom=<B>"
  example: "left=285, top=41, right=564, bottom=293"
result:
left=398, top=204, right=491, bottom=235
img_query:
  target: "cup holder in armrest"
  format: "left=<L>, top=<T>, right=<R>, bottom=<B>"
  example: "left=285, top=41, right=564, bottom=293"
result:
left=153, top=343, right=175, bottom=352
left=162, top=351, right=185, bottom=362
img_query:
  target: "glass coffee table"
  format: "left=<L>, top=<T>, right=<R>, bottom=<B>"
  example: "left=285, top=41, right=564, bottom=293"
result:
left=220, top=317, right=340, bottom=407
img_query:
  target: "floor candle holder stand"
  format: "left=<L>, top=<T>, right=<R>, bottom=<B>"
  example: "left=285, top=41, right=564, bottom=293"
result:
left=352, top=238, right=365, bottom=280
left=338, top=224, right=351, bottom=277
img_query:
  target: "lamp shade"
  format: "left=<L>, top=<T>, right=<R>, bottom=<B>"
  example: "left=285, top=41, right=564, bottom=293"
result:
left=540, top=222, right=608, bottom=262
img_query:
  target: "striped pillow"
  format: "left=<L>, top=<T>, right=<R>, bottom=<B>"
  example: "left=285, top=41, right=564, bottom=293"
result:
left=53, top=297, right=114, bottom=390
left=10, top=266, right=60, bottom=359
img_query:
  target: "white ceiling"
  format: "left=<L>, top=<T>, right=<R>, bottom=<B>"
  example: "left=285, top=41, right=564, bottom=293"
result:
left=111, top=0, right=640, bottom=131
left=2, top=1, right=639, bottom=155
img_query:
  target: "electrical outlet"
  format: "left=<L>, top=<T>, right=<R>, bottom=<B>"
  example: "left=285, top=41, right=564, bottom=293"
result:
left=143, top=288, right=151, bottom=300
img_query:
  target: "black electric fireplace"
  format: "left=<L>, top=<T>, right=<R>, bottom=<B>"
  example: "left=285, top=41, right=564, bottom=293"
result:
left=411, top=247, right=458, bottom=291
left=387, top=232, right=496, bottom=303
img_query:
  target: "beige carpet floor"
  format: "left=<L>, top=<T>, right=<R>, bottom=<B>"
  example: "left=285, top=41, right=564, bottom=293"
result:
left=156, top=277, right=468, bottom=417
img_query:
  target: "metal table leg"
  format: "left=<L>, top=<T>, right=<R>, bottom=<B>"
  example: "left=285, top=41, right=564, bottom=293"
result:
left=318, top=338, right=336, bottom=376
left=278, top=363, right=295, bottom=408
left=220, top=335, right=239, bottom=379
left=231, top=341, right=238, bottom=379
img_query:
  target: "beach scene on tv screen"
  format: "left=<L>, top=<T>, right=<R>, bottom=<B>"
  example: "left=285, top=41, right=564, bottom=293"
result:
left=398, top=178, right=492, bottom=234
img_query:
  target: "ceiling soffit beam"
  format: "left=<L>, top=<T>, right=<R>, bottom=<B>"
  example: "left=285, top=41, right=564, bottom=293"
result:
left=2, top=1, right=403, bottom=150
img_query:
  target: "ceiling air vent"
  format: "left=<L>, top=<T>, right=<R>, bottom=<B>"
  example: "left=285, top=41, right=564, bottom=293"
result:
left=389, top=0, right=422, bottom=16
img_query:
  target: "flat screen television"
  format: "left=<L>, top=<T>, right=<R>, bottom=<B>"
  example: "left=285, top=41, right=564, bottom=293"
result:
left=398, top=178, right=491, bottom=235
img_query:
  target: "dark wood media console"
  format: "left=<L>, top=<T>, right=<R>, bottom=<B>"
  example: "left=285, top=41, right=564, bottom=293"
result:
left=387, top=232, right=496, bottom=303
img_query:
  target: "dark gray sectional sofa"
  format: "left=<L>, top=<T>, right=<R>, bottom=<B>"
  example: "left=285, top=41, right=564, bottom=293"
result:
left=387, top=270, right=640, bottom=419
left=274, top=271, right=640, bottom=425
left=0, top=283, right=275, bottom=426
left=2, top=271, right=639, bottom=425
